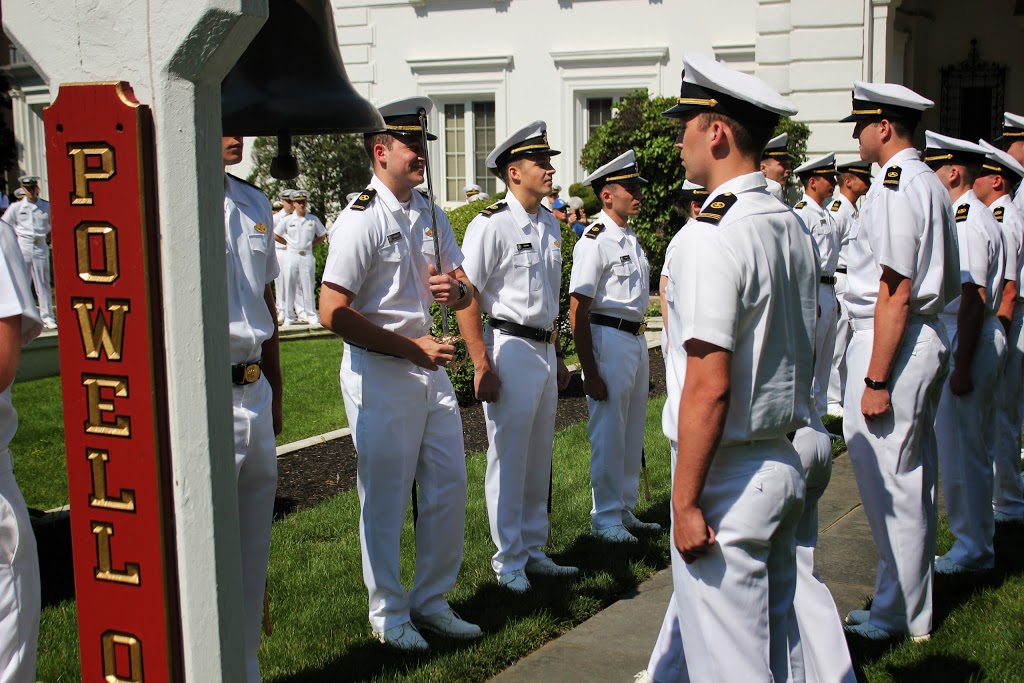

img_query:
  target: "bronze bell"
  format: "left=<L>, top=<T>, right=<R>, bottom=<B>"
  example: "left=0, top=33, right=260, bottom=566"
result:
left=221, top=0, right=384, bottom=179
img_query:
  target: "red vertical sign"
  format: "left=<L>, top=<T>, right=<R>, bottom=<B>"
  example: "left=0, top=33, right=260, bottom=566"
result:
left=44, top=82, right=181, bottom=682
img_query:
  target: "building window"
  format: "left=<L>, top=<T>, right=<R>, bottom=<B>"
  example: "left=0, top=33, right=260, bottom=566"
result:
left=940, top=39, right=1006, bottom=143
left=440, top=99, right=497, bottom=202
left=587, top=97, right=615, bottom=139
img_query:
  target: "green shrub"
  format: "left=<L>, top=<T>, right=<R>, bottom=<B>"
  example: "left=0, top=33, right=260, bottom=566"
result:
left=568, top=183, right=600, bottom=216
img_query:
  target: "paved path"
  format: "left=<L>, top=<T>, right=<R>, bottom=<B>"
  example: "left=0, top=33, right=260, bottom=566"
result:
left=490, top=451, right=878, bottom=683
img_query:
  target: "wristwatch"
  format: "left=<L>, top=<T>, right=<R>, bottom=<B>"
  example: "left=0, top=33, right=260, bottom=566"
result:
left=864, top=376, right=888, bottom=390
left=456, top=279, right=468, bottom=301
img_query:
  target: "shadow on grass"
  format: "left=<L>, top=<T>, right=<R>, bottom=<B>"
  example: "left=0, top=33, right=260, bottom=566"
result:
left=273, top=497, right=671, bottom=683
left=848, top=521, right=1024, bottom=682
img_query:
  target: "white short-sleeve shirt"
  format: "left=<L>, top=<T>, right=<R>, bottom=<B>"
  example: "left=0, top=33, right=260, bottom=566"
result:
left=795, top=194, right=840, bottom=277
left=225, top=174, right=280, bottom=365
left=941, top=190, right=1005, bottom=324
left=0, top=225, right=43, bottom=453
left=0, top=198, right=50, bottom=245
left=569, top=209, right=650, bottom=322
left=461, top=191, right=562, bottom=329
left=990, top=193, right=1024, bottom=302
left=829, top=193, right=861, bottom=271
left=845, top=148, right=960, bottom=320
left=662, top=172, right=818, bottom=446
left=276, top=212, right=326, bottom=253
left=321, top=174, right=463, bottom=340
left=1014, top=182, right=1024, bottom=216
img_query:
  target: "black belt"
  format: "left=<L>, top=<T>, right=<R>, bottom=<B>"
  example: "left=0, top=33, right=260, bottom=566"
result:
left=488, top=318, right=557, bottom=343
left=232, top=360, right=262, bottom=386
left=835, top=267, right=847, bottom=274
left=589, top=313, right=647, bottom=336
left=820, top=275, right=837, bottom=285
left=347, top=341, right=402, bottom=359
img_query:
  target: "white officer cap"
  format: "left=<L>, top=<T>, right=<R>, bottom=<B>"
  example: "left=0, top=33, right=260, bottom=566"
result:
left=661, top=52, right=798, bottom=131
left=18, top=175, right=38, bottom=186
left=839, top=81, right=933, bottom=124
left=372, top=96, right=437, bottom=141
left=292, top=190, right=309, bottom=202
left=582, top=149, right=648, bottom=188
left=464, top=183, right=483, bottom=196
left=793, top=152, right=837, bottom=179
left=346, top=191, right=361, bottom=204
left=486, top=121, right=561, bottom=174
left=922, top=131, right=988, bottom=168
left=13, top=188, right=25, bottom=199
left=762, top=133, right=793, bottom=161
left=999, top=112, right=1024, bottom=143
left=978, top=139, right=1024, bottom=180
left=280, top=189, right=295, bottom=200
left=680, top=179, right=709, bottom=200
left=272, top=200, right=283, bottom=210
left=837, top=160, right=873, bottom=183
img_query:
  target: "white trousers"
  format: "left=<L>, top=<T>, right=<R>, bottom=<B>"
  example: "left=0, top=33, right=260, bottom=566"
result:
left=791, top=419, right=856, bottom=683
left=232, top=378, right=278, bottom=683
left=993, top=307, right=1024, bottom=516
left=340, top=346, right=467, bottom=632
left=483, top=330, right=557, bottom=574
left=274, top=244, right=285, bottom=317
left=587, top=325, right=649, bottom=529
left=671, top=439, right=805, bottom=683
left=17, top=243, right=51, bottom=325
left=281, top=250, right=314, bottom=323
left=0, top=452, right=39, bottom=683
left=844, top=319, right=948, bottom=637
left=936, top=318, right=1006, bottom=568
left=813, top=282, right=839, bottom=417
left=828, top=273, right=851, bottom=409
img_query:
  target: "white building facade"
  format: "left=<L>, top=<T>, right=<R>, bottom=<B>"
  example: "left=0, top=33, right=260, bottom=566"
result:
left=6, top=0, right=1024, bottom=203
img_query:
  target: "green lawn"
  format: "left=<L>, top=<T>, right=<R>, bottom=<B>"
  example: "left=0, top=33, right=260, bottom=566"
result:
left=9, top=336, right=349, bottom=510
left=35, top=398, right=676, bottom=682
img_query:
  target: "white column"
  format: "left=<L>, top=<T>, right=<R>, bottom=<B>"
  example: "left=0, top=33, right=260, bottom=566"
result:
left=871, top=0, right=904, bottom=82
left=3, top=2, right=267, bottom=680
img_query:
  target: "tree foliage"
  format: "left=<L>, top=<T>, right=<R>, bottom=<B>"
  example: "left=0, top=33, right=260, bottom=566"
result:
left=580, top=90, right=811, bottom=281
left=248, top=134, right=371, bottom=225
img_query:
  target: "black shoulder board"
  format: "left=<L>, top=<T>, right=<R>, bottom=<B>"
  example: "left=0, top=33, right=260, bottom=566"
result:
left=584, top=223, right=605, bottom=239
left=830, top=200, right=842, bottom=212
left=883, top=166, right=902, bottom=190
left=351, top=187, right=376, bottom=211
left=697, top=193, right=738, bottom=225
left=955, top=203, right=970, bottom=223
left=226, top=173, right=267, bottom=197
left=994, top=206, right=1005, bottom=223
left=794, top=200, right=807, bottom=209
left=480, top=201, right=509, bottom=217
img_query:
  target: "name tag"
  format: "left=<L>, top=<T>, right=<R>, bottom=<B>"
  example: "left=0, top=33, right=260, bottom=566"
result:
left=620, top=255, right=632, bottom=264
left=517, top=242, right=534, bottom=252
left=387, top=232, right=403, bottom=244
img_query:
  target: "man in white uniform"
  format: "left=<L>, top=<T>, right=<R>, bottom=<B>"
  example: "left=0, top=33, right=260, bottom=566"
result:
left=275, top=191, right=326, bottom=326
left=569, top=149, right=658, bottom=544
left=839, top=82, right=959, bottom=642
left=794, top=153, right=841, bottom=417
left=827, top=161, right=872, bottom=416
left=0, top=220, right=42, bottom=682
left=464, top=183, right=490, bottom=203
left=924, top=132, right=1007, bottom=575
left=1, top=176, right=53, bottom=329
left=318, top=97, right=481, bottom=651
left=661, top=53, right=816, bottom=681
left=457, top=121, right=574, bottom=594
left=974, top=142, right=1024, bottom=523
left=222, top=136, right=284, bottom=682
left=760, top=132, right=792, bottom=203
left=998, top=113, right=1024, bottom=214
left=272, top=189, right=295, bottom=323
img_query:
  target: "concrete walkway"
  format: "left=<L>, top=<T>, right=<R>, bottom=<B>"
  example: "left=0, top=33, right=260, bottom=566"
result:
left=490, top=451, right=878, bottom=683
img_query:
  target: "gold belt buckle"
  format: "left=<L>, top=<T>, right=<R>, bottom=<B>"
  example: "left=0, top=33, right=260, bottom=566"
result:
left=298, top=249, right=306, bottom=256
left=547, top=329, right=558, bottom=344
left=243, top=363, right=262, bottom=384
left=637, top=321, right=647, bottom=336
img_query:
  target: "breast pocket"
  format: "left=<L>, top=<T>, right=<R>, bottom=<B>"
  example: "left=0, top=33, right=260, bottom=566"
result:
left=379, top=239, right=407, bottom=263
left=248, top=233, right=268, bottom=255
left=514, top=250, right=542, bottom=291
left=613, top=257, right=640, bottom=296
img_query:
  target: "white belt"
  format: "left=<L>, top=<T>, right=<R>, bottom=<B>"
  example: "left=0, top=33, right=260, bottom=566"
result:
left=850, top=313, right=938, bottom=331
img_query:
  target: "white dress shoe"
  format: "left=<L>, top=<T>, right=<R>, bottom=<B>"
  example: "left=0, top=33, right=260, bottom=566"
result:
left=412, top=608, right=483, bottom=640
left=622, top=511, right=662, bottom=533
left=633, top=671, right=654, bottom=683
left=844, top=620, right=929, bottom=642
left=526, top=556, right=579, bottom=577
left=593, top=524, right=639, bottom=544
left=934, top=553, right=987, bottom=575
left=844, top=609, right=870, bottom=625
left=497, top=569, right=531, bottom=593
left=377, top=622, right=429, bottom=652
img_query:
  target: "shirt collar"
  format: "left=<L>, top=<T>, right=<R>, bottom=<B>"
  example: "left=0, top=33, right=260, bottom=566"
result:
left=370, top=174, right=427, bottom=214
left=961, top=189, right=979, bottom=205
left=702, top=171, right=767, bottom=211
left=884, top=147, right=920, bottom=169
left=596, top=210, right=627, bottom=243
left=991, top=193, right=1014, bottom=209
left=505, top=190, right=538, bottom=232
left=801, top=193, right=823, bottom=211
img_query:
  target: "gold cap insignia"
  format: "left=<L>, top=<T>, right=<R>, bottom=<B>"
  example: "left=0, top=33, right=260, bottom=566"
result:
left=254, top=223, right=267, bottom=233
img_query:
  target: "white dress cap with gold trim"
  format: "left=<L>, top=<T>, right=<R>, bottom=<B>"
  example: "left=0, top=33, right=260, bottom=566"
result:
left=582, top=149, right=648, bottom=187
left=1000, top=112, right=1024, bottom=140
left=840, top=81, right=932, bottom=123
left=793, top=152, right=837, bottom=177
left=763, top=132, right=792, bottom=160
left=375, top=96, right=437, bottom=140
left=978, top=139, right=1024, bottom=179
left=17, top=175, right=38, bottom=186
left=464, top=183, right=483, bottom=196
left=486, top=120, right=561, bottom=171
left=922, top=131, right=988, bottom=167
